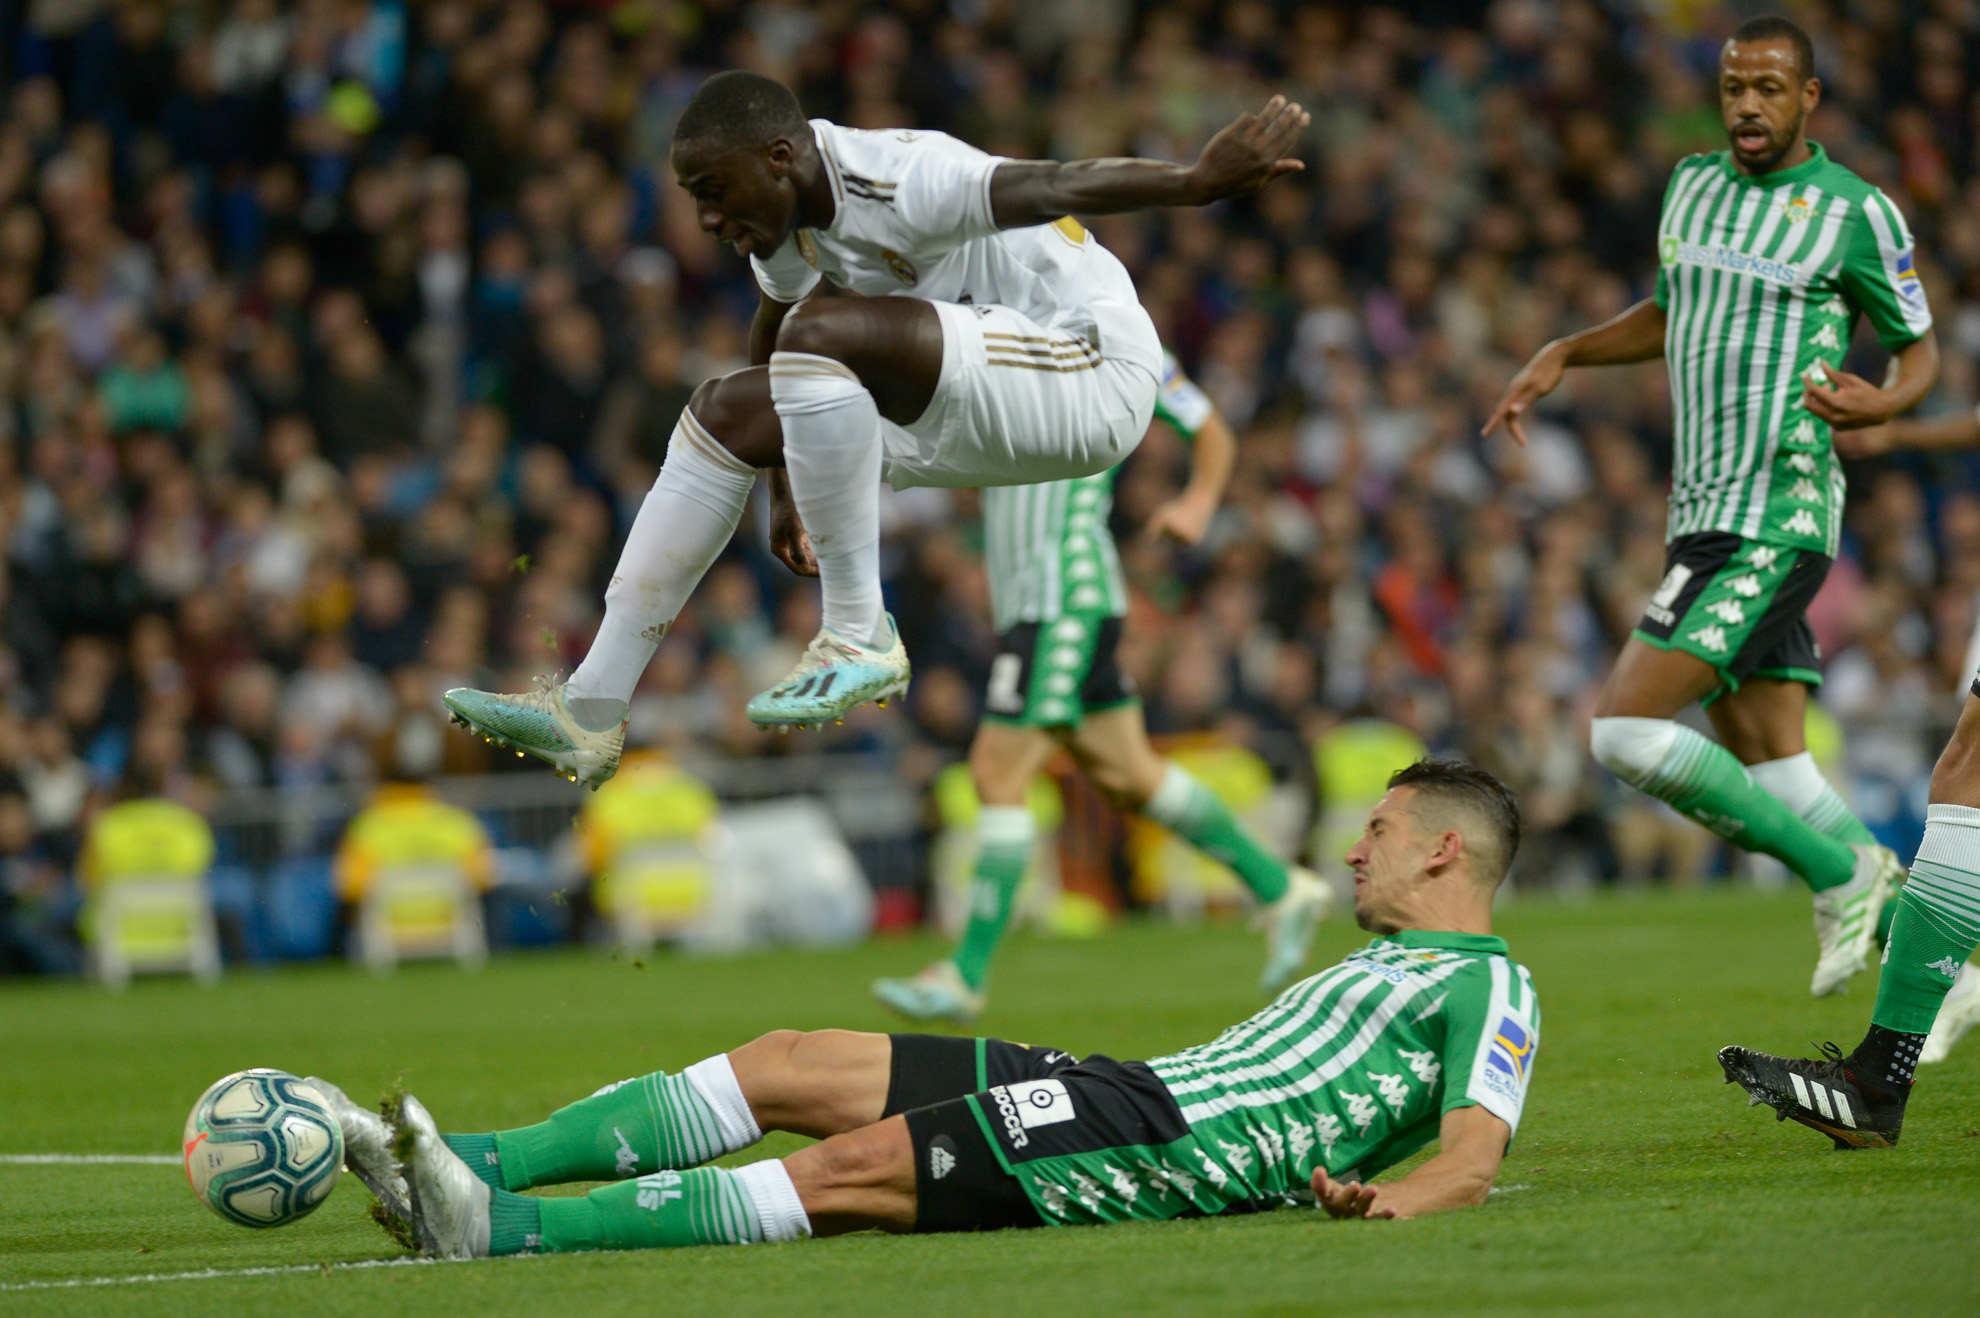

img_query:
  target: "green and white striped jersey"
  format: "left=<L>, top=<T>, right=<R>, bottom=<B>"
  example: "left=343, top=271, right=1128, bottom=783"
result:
left=1654, top=144, right=1933, bottom=557
left=1148, top=931, right=1538, bottom=1201
left=981, top=352, right=1213, bottom=631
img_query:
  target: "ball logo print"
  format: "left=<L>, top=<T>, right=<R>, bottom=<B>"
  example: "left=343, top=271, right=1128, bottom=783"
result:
left=1007, top=1079, right=1076, bottom=1128
left=182, top=1070, right=343, bottom=1229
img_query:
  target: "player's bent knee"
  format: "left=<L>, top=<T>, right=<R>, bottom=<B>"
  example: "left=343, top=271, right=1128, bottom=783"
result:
left=773, top=298, right=856, bottom=361
left=1589, top=716, right=1679, bottom=781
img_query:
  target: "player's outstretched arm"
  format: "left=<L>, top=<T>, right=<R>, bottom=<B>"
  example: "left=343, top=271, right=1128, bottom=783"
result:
left=1146, top=409, right=1236, bottom=546
left=987, top=96, right=1309, bottom=230
left=1483, top=298, right=1667, bottom=445
left=1312, top=1105, right=1510, bottom=1221
left=1835, top=405, right=1980, bottom=460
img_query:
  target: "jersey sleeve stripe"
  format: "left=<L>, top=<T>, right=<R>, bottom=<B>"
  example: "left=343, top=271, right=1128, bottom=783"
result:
left=1859, top=190, right=1935, bottom=337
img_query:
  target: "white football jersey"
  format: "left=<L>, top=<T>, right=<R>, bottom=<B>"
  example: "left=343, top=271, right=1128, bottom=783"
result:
left=750, top=121, right=1163, bottom=381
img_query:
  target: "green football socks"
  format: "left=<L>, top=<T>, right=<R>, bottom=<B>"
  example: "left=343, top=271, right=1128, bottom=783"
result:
left=1142, top=764, right=1290, bottom=904
left=949, top=806, right=1034, bottom=991
left=1609, top=723, right=1856, bottom=891
left=1749, top=751, right=1895, bottom=938
left=446, top=1056, right=762, bottom=1191
left=1871, top=806, right=1980, bottom=1036
left=489, top=1160, right=812, bottom=1255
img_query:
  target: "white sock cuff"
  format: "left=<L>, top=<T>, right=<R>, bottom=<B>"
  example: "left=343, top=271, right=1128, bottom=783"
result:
left=674, top=409, right=756, bottom=478
left=1919, top=805, right=1980, bottom=876
left=731, top=1159, right=812, bottom=1242
left=977, top=805, right=1036, bottom=848
left=1143, top=763, right=1197, bottom=825
left=768, top=351, right=868, bottom=415
left=1745, top=751, right=1826, bottom=816
left=684, top=1055, right=763, bottom=1152
left=1588, top=716, right=1681, bottom=779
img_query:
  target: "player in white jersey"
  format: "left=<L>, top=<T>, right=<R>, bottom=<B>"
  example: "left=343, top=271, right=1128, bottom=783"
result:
left=440, top=72, right=1310, bottom=781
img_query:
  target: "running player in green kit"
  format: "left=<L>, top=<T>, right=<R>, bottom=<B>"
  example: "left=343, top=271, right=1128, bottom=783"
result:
left=873, top=353, right=1333, bottom=1022
left=1486, top=15, right=1938, bottom=997
left=327, top=758, right=1533, bottom=1257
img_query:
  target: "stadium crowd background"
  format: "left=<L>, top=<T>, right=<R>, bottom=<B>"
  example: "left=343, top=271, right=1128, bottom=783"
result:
left=2, top=0, right=1978, bottom=973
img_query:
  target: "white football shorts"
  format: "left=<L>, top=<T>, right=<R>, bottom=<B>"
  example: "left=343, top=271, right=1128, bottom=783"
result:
left=879, top=300, right=1157, bottom=491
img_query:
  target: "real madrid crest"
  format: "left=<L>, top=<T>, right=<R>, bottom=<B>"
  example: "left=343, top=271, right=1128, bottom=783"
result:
left=881, top=247, right=918, bottom=286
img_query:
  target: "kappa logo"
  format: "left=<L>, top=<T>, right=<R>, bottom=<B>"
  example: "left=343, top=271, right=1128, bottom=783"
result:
left=1688, top=624, right=1730, bottom=654
left=1705, top=599, right=1745, bottom=626
left=1788, top=477, right=1821, bottom=502
left=1784, top=455, right=1817, bottom=477
left=1784, top=418, right=1818, bottom=448
left=928, top=1134, right=958, bottom=1180
left=1728, top=574, right=1762, bottom=598
left=1928, top=956, right=1963, bottom=980
left=1811, top=324, right=1843, bottom=351
left=612, top=1126, right=639, bottom=1179
left=1781, top=509, right=1821, bottom=537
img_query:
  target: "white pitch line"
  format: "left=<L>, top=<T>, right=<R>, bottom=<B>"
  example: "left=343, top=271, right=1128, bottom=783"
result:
left=0, top=1257, right=446, bottom=1292
left=0, top=1154, right=180, bottom=1165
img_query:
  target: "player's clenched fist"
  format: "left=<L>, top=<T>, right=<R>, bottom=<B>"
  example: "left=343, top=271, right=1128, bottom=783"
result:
left=1185, top=95, right=1311, bottom=202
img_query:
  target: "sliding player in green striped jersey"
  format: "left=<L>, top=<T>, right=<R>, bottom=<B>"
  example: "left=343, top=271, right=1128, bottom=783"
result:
left=873, top=353, right=1333, bottom=1023
left=365, top=759, right=1535, bottom=1259
left=1487, top=15, right=1938, bottom=998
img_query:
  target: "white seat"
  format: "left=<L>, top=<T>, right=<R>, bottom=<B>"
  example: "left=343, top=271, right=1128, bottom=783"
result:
left=356, top=863, right=486, bottom=974
left=92, top=877, right=221, bottom=991
left=600, top=840, right=715, bottom=956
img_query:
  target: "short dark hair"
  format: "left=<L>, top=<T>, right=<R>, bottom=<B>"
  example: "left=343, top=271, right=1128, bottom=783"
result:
left=674, top=71, right=809, bottom=152
left=1387, top=758, right=1522, bottom=886
left=1728, top=15, right=1816, bottom=83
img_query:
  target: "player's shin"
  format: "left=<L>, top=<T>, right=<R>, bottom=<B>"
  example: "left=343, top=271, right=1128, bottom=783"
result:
left=768, top=351, right=886, bottom=648
left=564, top=413, right=756, bottom=725
left=1590, top=718, right=1856, bottom=889
left=1143, top=763, right=1290, bottom=903
left=950, top=806, right=1036, bottom=991
left=493, top=1161, right=811, bottom=1255
left=1866, top=807, right=1980, bottom=1049
left=1748, top=751, right=1898, bottom=939
left=445, top=1056, right=762, bottom=1191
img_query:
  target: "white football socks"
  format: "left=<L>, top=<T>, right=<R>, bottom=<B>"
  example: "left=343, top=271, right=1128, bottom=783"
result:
left=566, top=412, right=756, bottom=723
left=731, top=1159, right=813, bottom=1242
left=767, top=351, right=886, bottom=648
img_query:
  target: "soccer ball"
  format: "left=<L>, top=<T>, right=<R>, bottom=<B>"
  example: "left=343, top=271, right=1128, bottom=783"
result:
left=183, top=1069, right=344, bottom=1228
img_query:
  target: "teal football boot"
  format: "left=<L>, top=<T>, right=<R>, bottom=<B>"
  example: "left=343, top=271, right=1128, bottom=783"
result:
left=442, top=674, right=625, bottom=788
left=1255, top=867, right=1335, bottom=993
left=745, top=614, right=910, bottom=730
left=872, top=960, right=985, bottom=1024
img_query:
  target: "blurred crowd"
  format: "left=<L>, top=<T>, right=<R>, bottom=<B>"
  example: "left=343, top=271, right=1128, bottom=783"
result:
left=5, top=0, right=1980, bottom=971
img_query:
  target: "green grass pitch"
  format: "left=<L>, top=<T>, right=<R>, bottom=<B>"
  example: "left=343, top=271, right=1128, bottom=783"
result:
left=3, top=887, right=1978, bottom=1316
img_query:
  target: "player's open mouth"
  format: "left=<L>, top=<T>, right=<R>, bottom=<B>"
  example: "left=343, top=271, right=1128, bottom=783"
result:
left=1733, top=125, right=1770, bottom=150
